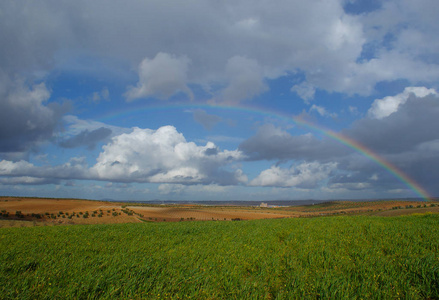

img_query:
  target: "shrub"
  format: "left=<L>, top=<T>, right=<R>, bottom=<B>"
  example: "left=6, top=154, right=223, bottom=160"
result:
left=32, top=213, right=42, bottom=219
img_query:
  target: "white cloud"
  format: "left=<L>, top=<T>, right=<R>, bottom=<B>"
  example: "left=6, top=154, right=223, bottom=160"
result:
left=368, top=86, right=437, bottom=119
left=309, top=104, right=338, bottom=118
left=250, top=161, right=337, bottom=188
left=0, top=125, right=248, bottom=186
left=125, top=52, right=193, bottom=101
left=222, top=56, right=268, bottom=103
left=91, top=126, right=246, bottom=184
left=291, top=82, right=316, bottom=103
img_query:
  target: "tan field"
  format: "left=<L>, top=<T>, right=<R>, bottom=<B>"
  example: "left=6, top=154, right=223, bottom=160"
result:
left=0, top=196, right=438, bottom=227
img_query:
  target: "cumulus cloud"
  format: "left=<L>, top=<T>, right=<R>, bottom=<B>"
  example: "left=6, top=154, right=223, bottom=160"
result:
left=250, top=161, right=337, bottom=188
left=0, top=125, right=248, bottom=186
left=91, top=126, right=246, bottom=185
left=222, top=56, right=268, bottom=103
left=347, top=88, right=439, bottom=154
left=125, top=52, right=193, bottom=101
left=192, top=109, right=222, bottom=130
left=368, top=86, right=437, bottom=119
left=0, top=75, right=67, bottom=156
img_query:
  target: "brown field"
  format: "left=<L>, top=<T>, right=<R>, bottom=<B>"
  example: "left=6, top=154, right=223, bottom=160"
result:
left=0, top=196, right=438, bottom=227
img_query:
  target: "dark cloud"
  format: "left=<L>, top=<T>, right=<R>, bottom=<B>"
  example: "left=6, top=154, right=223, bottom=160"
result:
left=59, top=127, right=112, bottom=150
left=4, top=0, right=438, bottom=105
left=193, top=109, right=222, bottom=130
left=0, top=157, right=89, bottom=182
left=239, top=124, right=348, bottom=161
left=204, top=147, right=219, bottom=156
left=240, top=92, right=439, bottom=196
left=0, top=76, right=68, bottom=157
left=333, top=92, right=439, bottom=195
left=0, top=176, right=60, bottom=186
left=345, top=93, right=439, bottom=154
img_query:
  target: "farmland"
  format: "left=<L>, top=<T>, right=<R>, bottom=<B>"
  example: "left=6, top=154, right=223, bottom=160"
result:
left=1, top=197, right=439, bottom=299
left=1, top=210, right=439, bottom=298
left=1, top=197, right=438, bottom=227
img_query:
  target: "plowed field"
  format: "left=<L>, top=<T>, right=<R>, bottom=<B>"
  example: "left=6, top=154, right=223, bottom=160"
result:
left=0, top=197, right=437, bottom=227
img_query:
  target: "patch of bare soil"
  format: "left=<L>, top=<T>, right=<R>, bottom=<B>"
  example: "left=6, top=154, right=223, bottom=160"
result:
left=0, top=197, right=141, bottom=226
left=128, top=206, right=296, bottom=221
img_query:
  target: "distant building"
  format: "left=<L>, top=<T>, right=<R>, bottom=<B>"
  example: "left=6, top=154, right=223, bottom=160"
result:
left=260, top=202, right=268, bottom=208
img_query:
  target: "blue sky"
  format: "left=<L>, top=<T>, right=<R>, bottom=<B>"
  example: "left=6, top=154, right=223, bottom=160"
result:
left=1, top=0, right=438, bottom=201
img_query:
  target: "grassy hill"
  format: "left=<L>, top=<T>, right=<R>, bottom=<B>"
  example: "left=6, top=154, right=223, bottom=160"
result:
left=1, top=214, right=439, bottom=299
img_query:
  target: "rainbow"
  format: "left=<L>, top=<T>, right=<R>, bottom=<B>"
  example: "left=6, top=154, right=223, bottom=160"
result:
left=294, top=116, right=432, bottom=201
left=96, top=103, right=432, bottom=201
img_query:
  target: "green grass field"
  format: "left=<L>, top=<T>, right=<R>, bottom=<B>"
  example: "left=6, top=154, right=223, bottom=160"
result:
left=1, top=214, right=439, bottom=299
